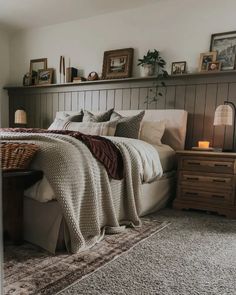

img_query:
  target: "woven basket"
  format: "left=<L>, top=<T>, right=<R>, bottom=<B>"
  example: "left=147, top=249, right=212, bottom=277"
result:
left=1, top=142, right=39, bottom=171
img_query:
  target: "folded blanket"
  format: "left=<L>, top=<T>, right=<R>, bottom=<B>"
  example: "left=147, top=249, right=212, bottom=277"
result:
left=1, top=128, right=123, bottom=180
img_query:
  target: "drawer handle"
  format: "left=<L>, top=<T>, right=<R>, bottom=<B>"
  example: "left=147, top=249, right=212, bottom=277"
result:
left=212, top=179, right=226, bottom=183
left=185, top=192, right=198, bottom=196
left=186, top=177, right=199, bottom=181
left=214, top=164, right=229, bottom=167
left=211, top=194, right=225, bottom=199
left=188, top=162, right=200, bottom=165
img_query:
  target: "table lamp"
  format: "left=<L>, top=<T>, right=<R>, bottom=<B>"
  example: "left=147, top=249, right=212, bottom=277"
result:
left=14, top=109, right=27, bottom=126
left=213, top=101, right=235, bottom=152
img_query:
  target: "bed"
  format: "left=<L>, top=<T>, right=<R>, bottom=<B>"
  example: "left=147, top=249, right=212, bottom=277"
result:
left=2, top=109, right=187, bottom=253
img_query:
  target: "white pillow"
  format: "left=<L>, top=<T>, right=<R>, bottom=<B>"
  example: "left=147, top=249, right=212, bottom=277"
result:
left=63, top=120, right=118, bottom=136
left=48, top=118, right=66, bottom=130
left=139, top=120, right=166, bottom=146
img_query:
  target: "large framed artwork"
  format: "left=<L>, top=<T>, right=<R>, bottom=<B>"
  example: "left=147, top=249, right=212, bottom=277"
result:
left=102, top=48, right=134, bottom=79
left=210, top=31, right=236, bottom=70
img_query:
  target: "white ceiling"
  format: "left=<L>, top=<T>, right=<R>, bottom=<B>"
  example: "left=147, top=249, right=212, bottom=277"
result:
left=0, top=0, right=158, bottom=32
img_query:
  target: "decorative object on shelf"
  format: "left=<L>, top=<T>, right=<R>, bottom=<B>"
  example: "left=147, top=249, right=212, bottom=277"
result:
left=210, top=31, right=236, bottom=71
left=198, top=51, right=217, bottom=72
left=23, top=73, right=31, bottom=86
left=207, top=61, right=221, bottom=72
left=59, top=56, right=65, bottom=83
left=214, top=101, right=236, bottom=152
left=14, top=109, right=27, bottom=126
left=171, top=61, right=187, bottom=75
left=102, top=48, right=134, bottom=79
left=30, top=58, right=47, bottom=85
left=87, top=72, right=99, bottom=81
left=73, top=76, right=86, bottom=83
left=198, top=141, right=210, bottom=149
left=66, top=67, right=78, bottom=83
left=138, top=49, right=166, bottom=77
left=37, top=68, right=54, bottom=85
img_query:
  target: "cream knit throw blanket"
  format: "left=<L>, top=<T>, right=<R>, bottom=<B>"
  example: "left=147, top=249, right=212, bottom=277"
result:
left=1, top=133, right=163, bottom=253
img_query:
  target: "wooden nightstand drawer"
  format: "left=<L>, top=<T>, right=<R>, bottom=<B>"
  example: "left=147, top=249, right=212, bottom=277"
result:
left=180, top=157, right=235, bottom=174
left=179, top=171, right=234, bottom=189
left=178, top=187, right=234, bottom=204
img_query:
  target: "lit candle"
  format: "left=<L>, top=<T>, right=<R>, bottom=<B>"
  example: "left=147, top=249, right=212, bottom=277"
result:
left=198, top=141, right=210, bottom=148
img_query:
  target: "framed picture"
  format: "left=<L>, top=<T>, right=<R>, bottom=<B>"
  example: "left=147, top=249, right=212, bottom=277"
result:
left=198, top=52, right=217, bottom=72
left=30, top=58, right=48, bottom=85
left=207, top=61, right=221, bottom=72
left=171, top=61, right=187, bottom=75
left=102, top=48, right=134, bottom=79
left=210, top=31, right=236, bottom=70
left=37, top=68, right=53, bottom=85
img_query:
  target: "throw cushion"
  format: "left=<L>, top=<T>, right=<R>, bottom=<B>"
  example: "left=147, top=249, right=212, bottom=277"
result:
left=139, top=120, right=166, bottom=146
left=111, top=111, right=145, bottom=139
left=83, top=108, right=114, bottom=122
left=63, top=120, right=118, bottom=136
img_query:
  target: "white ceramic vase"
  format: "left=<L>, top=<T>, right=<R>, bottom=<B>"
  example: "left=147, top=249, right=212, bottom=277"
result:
left=140, top=64, right=155, bottom=77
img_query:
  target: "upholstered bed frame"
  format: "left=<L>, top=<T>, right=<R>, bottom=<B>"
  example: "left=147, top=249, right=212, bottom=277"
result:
left=24, top=109, right=188, bottom=253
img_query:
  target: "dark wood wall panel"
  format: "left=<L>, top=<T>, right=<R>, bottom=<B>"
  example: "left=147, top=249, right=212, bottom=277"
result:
left=7, top=74, right=236, bottom=149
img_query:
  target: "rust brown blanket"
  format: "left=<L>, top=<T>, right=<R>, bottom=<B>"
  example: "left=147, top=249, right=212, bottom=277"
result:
left=1, top=128, right=123, bottom=180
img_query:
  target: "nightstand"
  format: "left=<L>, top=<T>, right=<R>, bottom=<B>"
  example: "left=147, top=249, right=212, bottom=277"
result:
left=2, top=170, right=43, bottom=244
left=173, top=151, right=236, bottom=218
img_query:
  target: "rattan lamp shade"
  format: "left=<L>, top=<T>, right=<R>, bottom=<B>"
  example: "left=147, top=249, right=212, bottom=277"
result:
left=14, top=109, right=27, bottom=124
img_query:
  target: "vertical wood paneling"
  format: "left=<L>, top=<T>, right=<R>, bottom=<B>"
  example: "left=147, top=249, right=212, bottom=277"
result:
left=122, top=89, right=131, bottom=110
left=192, top=84, right=207, bottom=146
left=107, top=90, right=115, bottom=109
left=99, top=90, right=107, bottom=111
left=8, top=75, right=236, bottom=149
left=225, top=83, right=236, bottom=150
left=71, top=92, right=77, bottom=111
left=114, top=89, right=123, bottom=110
left=184, top=85, right=196, bottom=148
left=203, top=84, right=217, bottom=146
left=92, top=91, right=99, bottom=111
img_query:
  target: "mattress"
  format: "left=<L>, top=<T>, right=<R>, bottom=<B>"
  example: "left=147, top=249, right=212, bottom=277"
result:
left=153, top=144, right=176, bottom=173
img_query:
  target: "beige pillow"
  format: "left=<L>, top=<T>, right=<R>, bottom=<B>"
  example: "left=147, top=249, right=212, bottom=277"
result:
left=139, top=120, right=166, bottom=146
left=63, top=120, right=118, bottom=136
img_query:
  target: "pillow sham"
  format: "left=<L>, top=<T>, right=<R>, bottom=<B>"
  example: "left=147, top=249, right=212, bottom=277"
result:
left=63, top=120, right=118, bottom=136
left=83, top=108, right=114, bottom=122
left=111, top=110, right=145, bottom=139
left=48, top=110, right=84, bottom=129
left=139, top=120, right=166, bottom=146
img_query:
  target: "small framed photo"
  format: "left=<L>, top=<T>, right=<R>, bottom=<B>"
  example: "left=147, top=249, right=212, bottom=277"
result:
left=198, top=51, right=217, bottom=72
left=171, top=61, right=187, bottom=75
left=102, top=48, right=134, bottom=79
left=207, top=61, right=221, bottom=72
left=210, top=31, right=236, bottom=70
left=37, top=68, right=53, bottom=85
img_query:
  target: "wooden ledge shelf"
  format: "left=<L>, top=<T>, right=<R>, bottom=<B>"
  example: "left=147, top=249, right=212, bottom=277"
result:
left=4, top=70, right=236, bottom=90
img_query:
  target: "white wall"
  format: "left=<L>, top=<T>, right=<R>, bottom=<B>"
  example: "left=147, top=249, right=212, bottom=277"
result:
left=9, top=0, right=236, bottom=85
left=0, top=28, right=10, bottom=127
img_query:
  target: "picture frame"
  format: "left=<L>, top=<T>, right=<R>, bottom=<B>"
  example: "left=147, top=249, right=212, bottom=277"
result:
left=171, top=61, right=187, bottom=75
left=37, top=68, right=53, bottom=85
left=210, top=31, right=236, bottom=70
left=207, top=61, right=221, bottom=72
left=29, top=58, right=48, bottom=85
left=198, top=52, right=217, bottom=72
left=102, top=48, right=134, bottom=79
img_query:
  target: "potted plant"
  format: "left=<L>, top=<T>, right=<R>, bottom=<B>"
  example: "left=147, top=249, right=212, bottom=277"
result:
left=138, top=49, right=167, bottom=77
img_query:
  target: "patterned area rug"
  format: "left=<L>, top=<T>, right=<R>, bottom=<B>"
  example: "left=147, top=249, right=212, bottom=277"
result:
left=4, top=219, right=169, bottom=295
